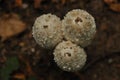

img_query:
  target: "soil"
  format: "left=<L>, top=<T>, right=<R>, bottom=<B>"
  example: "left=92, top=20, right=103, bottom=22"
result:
left=0, top=0, right=120, bottom=80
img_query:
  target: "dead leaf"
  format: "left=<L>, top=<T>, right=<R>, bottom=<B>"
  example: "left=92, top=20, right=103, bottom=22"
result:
left=61, top=0, right=66, bottom=5
left=25, top=61, right=34, bottom=76
left=104, top=0, right=120, bottom=12
left=110, top=3, right=120, bottom=12
left=15, top=0, right=23, bottom=7
left=104, top=0, right=117, bottom=5
left=34, top=0, right=42, bottom=8
left=12, top=73, right=26, bottom=80
left=0, top=13, right=26, bottom=41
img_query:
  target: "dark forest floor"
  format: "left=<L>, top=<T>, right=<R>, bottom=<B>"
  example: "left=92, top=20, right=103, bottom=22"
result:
left=0, top=0, right=120, bottom=80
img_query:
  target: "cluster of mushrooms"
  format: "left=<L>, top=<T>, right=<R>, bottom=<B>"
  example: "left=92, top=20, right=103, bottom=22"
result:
left=32, top=9, right=96, bottom=72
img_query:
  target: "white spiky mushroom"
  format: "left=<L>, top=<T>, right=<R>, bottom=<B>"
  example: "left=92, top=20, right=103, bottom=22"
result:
left=32, top=14, right=63, bottom=49
left=53, top=41, right=87, bottom=72
left=62, top=9, right=96, bottom=47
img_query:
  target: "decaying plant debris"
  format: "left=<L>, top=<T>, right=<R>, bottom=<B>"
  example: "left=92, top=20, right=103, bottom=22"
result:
left=0, top=0, right=120, bottom=80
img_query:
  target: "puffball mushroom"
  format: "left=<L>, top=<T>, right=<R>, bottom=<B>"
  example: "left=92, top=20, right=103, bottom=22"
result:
left=62, top=9, right=96, bottom=47
left=53, top=41, right=87, bottom=72
left=32, top=14, right=63, bottom=49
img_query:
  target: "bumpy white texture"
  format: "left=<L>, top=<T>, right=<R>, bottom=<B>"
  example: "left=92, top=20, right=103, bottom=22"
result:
left=32, top=14, right=63, bottom=49
left=53, top=41, right=87, bottom=72
left=62, top=9, right=96, bottom=47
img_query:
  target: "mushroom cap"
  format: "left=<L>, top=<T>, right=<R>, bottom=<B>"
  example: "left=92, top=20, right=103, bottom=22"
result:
left=53, top=41, right=87, bottom=72
left=32, top=14, right=63, bottom=49
left=62, top=9, right=96, bottom=47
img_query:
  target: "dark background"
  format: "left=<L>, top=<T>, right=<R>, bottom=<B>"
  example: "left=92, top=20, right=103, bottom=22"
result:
left=0, top=0, right=120, bottom=80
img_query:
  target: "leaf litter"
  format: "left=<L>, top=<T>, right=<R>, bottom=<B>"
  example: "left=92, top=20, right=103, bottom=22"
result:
left=0, top=13, right=26, bottom=41
left=104, top=0, right=120, bottom=12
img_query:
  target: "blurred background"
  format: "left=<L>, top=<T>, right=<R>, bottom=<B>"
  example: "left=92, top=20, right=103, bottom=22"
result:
left=0, top=0, right=120, bottom=80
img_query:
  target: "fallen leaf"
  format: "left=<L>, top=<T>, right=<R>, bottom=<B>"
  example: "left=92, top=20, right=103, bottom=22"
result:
left=104, top=0, right=120, bottom=12
left=104, top=0, right=117, bottom=5
left=61, top=0, right=66, bottom=5
left=15, top=0, right=23, bottom=7
left=26, top=61, right=34, bottom=76
left=110, top=3, right=120, bottom=12
left=34, top=0, right=42, bottom=8
left=0, top=13, right=26, bottom=41
left=12, top=73, right=26, bottom=80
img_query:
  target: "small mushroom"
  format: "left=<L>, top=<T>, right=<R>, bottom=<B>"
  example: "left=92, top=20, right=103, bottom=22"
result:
left=62, top=9, right=96, bottom=47
left=32, top=14, right=63, bottom=49
left=53, top=41, right=87, bottom=72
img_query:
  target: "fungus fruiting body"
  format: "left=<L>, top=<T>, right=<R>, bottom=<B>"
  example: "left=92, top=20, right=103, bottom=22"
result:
left=32, top=9, right=96, bottom=72
left=53, top=41, right=87, bottom=72
left=32, top=14, right=63, bottom=49
left=62, top=9, right=96, bottom=47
